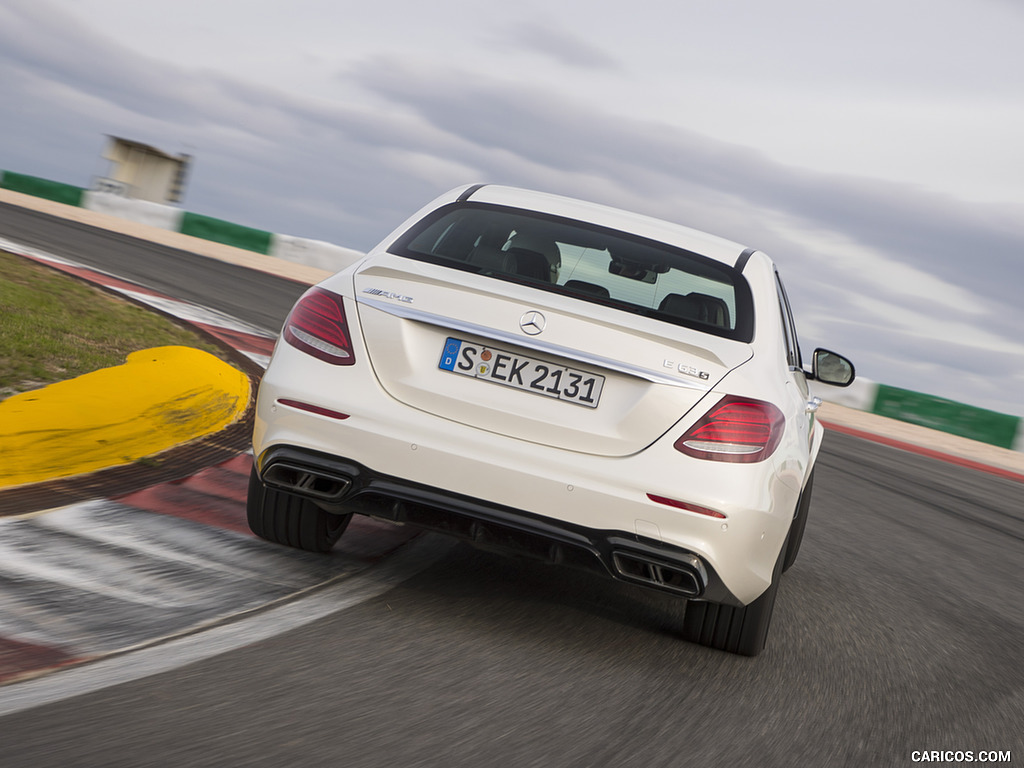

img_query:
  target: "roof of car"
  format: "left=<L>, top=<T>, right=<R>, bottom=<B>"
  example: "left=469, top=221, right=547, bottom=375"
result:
left=459, top=184, right=752, bottom=268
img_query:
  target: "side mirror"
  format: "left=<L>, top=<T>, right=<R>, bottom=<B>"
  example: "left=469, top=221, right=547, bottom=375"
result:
left=810, top=348, right=855, bottom=387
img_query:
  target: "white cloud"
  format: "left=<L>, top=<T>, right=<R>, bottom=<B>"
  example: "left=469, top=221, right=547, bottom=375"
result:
left=847, top=294, right=1024, bottom=356
left=764, top=219, right=989, bottom=314
left=496, top=21, right=623, bottom=71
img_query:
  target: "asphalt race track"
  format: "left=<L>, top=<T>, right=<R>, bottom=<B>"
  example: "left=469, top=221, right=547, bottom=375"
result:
left=1, top=202, right=1021, bottom=767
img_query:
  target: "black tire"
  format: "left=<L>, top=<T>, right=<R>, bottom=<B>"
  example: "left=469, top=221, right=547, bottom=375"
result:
left=782, top=470, right=814, bottom=573
left=681, top=536, right=788, bottom=657
left=247, top=466, right=352, bottom=553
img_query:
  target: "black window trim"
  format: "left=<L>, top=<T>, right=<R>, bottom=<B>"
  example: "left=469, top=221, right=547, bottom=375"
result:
left=390, top=201, right=756, bottom=343
left=457, top=184, right=487, bottom=202
left=774, top=271, right=803, bottom=371
left=735, top=247, right=756, bottom=272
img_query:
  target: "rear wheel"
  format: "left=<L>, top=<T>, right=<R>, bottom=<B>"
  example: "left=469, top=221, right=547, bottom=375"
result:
left=681, top=536, right=787, bottom=657
left=247, top=466, right=352, bottom=553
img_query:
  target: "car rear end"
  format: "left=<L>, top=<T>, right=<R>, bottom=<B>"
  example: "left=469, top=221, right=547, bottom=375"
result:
left=251, top=185, right=812, bottom=654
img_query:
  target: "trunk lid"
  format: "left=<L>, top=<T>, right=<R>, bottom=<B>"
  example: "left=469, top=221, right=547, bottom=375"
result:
left=352, top=257, right=752, bottom=457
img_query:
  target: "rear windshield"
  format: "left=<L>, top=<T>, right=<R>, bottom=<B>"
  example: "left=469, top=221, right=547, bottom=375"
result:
left=391, top=203, right=753, bottom=342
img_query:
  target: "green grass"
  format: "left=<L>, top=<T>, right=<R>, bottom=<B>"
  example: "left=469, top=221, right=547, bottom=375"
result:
left=0, top=250, right=227, bottom=397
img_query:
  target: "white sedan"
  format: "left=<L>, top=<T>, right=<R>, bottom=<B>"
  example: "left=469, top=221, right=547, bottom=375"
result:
left=248, top=184, right=855, bottom=656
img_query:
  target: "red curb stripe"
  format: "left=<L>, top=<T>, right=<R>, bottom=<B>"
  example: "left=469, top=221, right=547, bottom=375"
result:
left=0, top=637, right=85, bottom=685
left=821, top=420, right=1024, bottom=484
left=174, top=465, right=250, bottom=504
left=193, top=323, right=276, bottom=357
left=117, top=484, right=250, bottom=535
left=219, top=453, right=254, bottom=476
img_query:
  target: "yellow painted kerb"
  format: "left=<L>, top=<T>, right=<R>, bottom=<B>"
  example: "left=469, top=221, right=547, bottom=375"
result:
left=0, top=346, right=250, bottom=488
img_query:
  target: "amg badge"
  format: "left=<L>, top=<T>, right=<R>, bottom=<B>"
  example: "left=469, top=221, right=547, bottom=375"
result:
left=363, top=288, right=414, bottom=303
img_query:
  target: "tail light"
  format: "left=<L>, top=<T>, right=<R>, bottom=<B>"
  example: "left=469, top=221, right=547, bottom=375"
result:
left=282, top=287, right=355, bottom=365
left=674, top=395, right=785, bottom=463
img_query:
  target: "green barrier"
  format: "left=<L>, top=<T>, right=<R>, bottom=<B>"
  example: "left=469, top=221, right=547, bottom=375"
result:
left=180, top=211, right=273, bottom=254
left=1, top=171, right=84, bottom=207
left=872, top=384, right=1020, bottom=449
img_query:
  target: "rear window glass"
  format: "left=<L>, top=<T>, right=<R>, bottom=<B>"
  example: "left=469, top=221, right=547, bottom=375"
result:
left=391, top=203, right=753, bottom=342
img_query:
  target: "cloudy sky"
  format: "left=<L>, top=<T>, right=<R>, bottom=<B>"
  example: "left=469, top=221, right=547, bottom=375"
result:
left=2, top=0, right=1023, bottom=417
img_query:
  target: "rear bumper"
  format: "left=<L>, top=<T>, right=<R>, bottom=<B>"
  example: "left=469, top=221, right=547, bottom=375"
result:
left=253, top=333, right=799, bottom=606
left=255, top=444, right=741, bottom=605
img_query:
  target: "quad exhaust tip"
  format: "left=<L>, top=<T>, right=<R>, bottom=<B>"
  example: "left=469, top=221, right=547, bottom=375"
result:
left=612, top=551, right=705, bottom=597
left=262, top=462, right=352, bottom=504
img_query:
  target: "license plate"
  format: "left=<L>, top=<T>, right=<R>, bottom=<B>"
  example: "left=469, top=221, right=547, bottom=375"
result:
left=438, top=337, right=604, bottom=408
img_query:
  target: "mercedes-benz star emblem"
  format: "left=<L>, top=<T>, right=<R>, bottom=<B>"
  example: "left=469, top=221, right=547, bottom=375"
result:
left=519, top=311, right=546, bottom=335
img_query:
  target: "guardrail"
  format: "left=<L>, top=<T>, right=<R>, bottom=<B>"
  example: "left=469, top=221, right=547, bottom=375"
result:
left=0, top=170, right=363, bottom=271
left=810, top=378, right=1024, bottom=452
left=179, top=211, right=273, bottom=254
left=872, top=384, right=1021, bottom=450
left=3, top=168, right=1022, bottom=453
left=1, top=171, right=84, bottom=207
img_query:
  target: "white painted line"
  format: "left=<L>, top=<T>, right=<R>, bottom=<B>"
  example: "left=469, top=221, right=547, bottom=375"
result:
left=0, top=237, right=77, bottom=266
left=0, top=538, right=197, bottom=611
left=0, top=534, right=452, bottom=716
left=32, top=503, right=295, bottom=587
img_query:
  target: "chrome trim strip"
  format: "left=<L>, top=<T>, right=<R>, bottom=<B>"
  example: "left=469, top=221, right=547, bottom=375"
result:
left=357, top=297, right=710, bottom=390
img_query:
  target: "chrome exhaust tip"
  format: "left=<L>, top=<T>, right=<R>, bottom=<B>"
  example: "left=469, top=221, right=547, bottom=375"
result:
left=611, top=551, right=706, bottom=597
left=262, top=461, right=352, bottom=504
